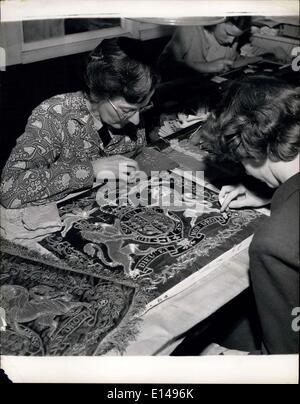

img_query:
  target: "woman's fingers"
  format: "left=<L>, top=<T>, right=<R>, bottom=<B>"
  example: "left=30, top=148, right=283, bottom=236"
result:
left=218, top=184, right=270, bottom=210
left=118, top=173, right=131, bottom=183
left=119, top=160, right=140, bottom=184
left=223, top=60, right=234, bottom=67
left=227, top=197, right=248, bottom=209
left=220, top=190, right=240, bottom=212
left=189, top=131, right=202, bottom=145
left=93, top=155, right=141, bottom=183
left=218, top=185, right=236, bottom=204
left=119, top=163, right=137, bottom=176
left=119, top=157, right=139, bottom=169
left=219, top=186, right=246, bottom=212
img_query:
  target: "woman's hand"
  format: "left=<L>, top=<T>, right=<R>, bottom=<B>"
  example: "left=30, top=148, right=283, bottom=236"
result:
left=92, top=155, right=139, bottom=183
left=189, top=129, right=202, bottom=146
left=272, top=46, right=290, bottom=63
left=219, top=184, right=271, bottom=212
left=205, top=59, right=234, bottom=73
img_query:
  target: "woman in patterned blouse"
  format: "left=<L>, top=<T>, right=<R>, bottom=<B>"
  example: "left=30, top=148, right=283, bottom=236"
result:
left=0, top=38, right=158, bottom=208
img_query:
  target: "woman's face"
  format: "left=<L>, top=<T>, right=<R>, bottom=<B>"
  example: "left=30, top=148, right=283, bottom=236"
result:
left=96, top=91, right=154, bottom=129
left=242, top=158, right=280, bottom=188
left=213, top=22, right=243, bottom=46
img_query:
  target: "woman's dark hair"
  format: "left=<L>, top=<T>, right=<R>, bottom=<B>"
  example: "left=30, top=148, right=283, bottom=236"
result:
left=84, top=37, right=159, bottom=104
left=226, top=16, right=252, bottom=32
left=206, top=16, right=252, bottom=33
left=201, top=75, right=300, bottom=162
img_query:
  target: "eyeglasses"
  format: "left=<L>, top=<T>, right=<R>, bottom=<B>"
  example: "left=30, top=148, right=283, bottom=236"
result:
left=107, top=98, right=154, bottom=122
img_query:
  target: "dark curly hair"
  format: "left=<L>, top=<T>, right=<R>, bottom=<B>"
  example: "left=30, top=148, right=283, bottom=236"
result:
left=85, top=37, right=159, bottom=104
left=226, top=16, right=252, bottom=32
left=201, top=75, right=300, bottom=163
left=206, top=16, right=252, bottom=33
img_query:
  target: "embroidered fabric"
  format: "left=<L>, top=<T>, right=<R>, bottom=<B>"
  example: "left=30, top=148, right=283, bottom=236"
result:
left=0, top=250, right=147, bottom=356
left=40, top=172, right=265, bottom=304
left=0, top=170, right=266, bottom=356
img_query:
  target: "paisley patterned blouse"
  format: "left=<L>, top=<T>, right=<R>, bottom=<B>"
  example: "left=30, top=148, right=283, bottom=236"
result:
left=0, top=92, right=146, bottom=208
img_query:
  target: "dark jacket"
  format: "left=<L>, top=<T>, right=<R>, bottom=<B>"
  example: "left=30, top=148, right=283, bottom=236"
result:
left=249, top=172, right=299, bottom=354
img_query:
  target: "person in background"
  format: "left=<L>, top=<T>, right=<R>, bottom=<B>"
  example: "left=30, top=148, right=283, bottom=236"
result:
left=0, top=38, right=158, bottom=209
left=158, top=16, right=252, bottom=79
left=197, top=76, right=299, bottom=354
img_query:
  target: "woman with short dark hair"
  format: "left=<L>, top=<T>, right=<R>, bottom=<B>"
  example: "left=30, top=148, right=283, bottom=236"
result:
left=199, top=76, right=299, bottom=354
left=86, top=38, right=157, bottom=105
left=158, top=16, right=252, bottom=79
left=0, top=38, right=158, bottom=208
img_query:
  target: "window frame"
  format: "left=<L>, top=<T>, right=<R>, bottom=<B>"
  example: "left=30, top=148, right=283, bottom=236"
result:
left=1, top=19, right=173, bottom=66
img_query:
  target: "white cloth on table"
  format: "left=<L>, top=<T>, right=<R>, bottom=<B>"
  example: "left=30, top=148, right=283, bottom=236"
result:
left=0, top=203, right=62, bottom=243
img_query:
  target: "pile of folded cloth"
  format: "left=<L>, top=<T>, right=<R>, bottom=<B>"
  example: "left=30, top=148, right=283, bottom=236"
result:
left=158, top=111, right=210, bottom=138
left=0, top=203, right=62, bottom=246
